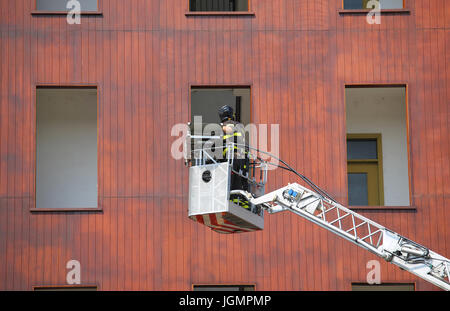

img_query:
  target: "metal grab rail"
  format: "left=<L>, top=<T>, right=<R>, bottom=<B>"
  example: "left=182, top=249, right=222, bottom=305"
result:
left=184, top=134, right=268, bottom=195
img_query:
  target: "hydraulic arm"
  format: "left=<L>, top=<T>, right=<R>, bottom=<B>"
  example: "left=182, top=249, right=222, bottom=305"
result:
left=232, top=183, right=450, bottom=291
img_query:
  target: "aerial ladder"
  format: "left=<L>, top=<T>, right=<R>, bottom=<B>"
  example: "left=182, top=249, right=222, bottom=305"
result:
left=184, top=130, right=450, bottom=291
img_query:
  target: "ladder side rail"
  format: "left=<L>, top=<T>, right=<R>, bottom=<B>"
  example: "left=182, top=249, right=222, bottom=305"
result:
left=254, top=183, right=387, bottom=250
left=292, top=198, right=450, bottom=290
left=285, top=201, right=387, bottom=258
left=250, top=182, right=450, bottom=291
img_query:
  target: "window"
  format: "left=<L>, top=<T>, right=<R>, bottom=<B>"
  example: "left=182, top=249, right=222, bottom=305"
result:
left=343, top=0, right=404, bottom=10
left=352, top=283, right=414, bottom=291
left=346, top=86, right=410, bottom=207
left=35, top=0, right=98, bottom=12
left=189, top=86, right=252, bottom=161
left=347, top=135, right=383, bottom=206
left=189, top=0, right=249, bottom=12
left=36, top=87, right=98, bottom=210
left=193, top=285, right=255, bottom=291
left=191, top=86, right=251, bottom=128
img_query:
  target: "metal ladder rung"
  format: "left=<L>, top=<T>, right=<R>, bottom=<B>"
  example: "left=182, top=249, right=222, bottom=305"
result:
left=376, top=230, right=383, bottom=247
left=360, top=229, right=382, bottom=243
left=329, top=212, right=351, bottom=227
left=317, top=204, right=338, bottom=220
left=345, top=220, right=368, bottom=234
left=321, top=205, right=337, bottom=215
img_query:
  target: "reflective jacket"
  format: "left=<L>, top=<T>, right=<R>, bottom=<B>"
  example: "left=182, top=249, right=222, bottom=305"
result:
left=222, top=121, right=246, bottom=159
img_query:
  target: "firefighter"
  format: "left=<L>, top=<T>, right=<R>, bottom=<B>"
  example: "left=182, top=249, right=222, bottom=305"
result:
left=218, top=105, right=245, bottom=160
left=218, top=105, right=250, bottom=210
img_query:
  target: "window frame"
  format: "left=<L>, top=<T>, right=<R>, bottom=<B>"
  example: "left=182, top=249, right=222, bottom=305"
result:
left=347, top=133, right=385, bottom=207
left=186, top=0, right=255, bottom=16
left=31, top=0, right=103, bottom=15
left=31, top=84, right=102, bottom=213
left=344, top=84, right=414, bottom=211
left=339, top=0, right=410, bottom=14
left=189, top=84, right=253, bottom=125
left=188, top=84, right=253, bottom=167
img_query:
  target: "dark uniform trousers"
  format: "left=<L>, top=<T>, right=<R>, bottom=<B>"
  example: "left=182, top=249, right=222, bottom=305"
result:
left=222, top=122, right=250, bottom=210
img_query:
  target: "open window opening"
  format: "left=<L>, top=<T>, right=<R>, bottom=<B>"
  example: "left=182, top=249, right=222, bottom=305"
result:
left=189, top=0, right=249, bottom=12
left=190, top=86, right=251, bottom=130
left=345, top=86, right=410, bottom=207
left=36, top=87, right=98, bottom=209
left=343, top=0, right=404, bottom=10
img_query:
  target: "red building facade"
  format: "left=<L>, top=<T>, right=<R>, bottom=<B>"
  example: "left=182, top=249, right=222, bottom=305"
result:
left=0, top=0, right=448, bottom=290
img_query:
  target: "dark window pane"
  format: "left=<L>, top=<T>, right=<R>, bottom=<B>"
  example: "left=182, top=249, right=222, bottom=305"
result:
left=348, top=173, right=369, bottom=206
left=347, top=139, right=378, bottom=160
left=36, top=0, right=98, bottom=12
left=193, top=285, right=255, bottom=291
left=190, top=87, right=251, bottom=126
left=190, top=0, right=248, bottom=12
left=344, top=0, right=364, bottom=9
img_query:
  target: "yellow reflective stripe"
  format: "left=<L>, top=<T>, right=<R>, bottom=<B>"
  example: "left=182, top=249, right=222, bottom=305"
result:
left=231, top=199, right=249, bottom=209
left=223, top=146, right=239, bottom=156
left=223, top=132, right=242, bottom=140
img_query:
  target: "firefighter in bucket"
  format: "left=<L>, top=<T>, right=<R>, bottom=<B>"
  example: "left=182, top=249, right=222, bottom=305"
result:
left=218, top=105, right=251, bottom=211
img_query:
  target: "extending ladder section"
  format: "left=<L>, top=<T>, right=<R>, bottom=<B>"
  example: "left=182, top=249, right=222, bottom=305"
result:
left=248, top=183, right=450, bottom=291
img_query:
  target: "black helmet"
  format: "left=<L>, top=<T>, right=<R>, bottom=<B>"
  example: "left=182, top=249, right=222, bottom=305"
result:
left=218, top=105, right=234, bottom=122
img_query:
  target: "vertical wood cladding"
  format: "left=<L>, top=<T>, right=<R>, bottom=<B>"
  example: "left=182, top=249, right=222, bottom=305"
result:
left=0, top=0, right=448, bottom=290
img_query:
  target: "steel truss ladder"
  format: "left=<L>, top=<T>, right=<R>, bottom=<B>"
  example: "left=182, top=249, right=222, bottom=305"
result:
left=235, top=183, right=450, bottom=291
